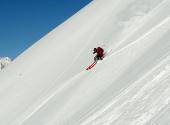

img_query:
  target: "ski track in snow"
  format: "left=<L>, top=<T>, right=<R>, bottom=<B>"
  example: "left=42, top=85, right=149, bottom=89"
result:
left=0, top=0, right=170, bottom=125
left=80, top=57, right=170, bottom=125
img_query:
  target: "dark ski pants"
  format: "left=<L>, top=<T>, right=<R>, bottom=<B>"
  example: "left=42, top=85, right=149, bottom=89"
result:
left=94, top=55, right=103, bottom=62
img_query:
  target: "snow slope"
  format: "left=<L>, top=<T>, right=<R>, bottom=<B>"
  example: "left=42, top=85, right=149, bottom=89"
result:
left=0, top=0, right=170, bottom=125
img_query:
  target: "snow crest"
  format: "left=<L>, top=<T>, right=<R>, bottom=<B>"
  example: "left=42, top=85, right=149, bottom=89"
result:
left=0, top=57, right=11, bottom=70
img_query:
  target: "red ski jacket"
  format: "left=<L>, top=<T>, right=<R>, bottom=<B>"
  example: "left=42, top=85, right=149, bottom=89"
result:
left=94, top=47, right=104, bottom=57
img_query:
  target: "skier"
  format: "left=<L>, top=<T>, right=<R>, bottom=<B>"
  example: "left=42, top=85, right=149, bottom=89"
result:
left=93, top=47, right=104, bottom=62
left=86, top=46, right=104, bottom=70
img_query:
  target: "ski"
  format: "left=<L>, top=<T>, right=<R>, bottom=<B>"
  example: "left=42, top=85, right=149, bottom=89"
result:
left=86, top=62, right=97, bottom=70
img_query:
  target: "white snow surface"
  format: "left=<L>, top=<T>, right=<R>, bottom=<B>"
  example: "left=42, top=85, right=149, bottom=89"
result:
left=0, top=0, right=170, bottom=125
left=0, top=57, right=11, bottom=70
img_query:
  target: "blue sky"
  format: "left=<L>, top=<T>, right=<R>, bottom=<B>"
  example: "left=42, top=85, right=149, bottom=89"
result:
left=0, top=0, right=92, bottom=59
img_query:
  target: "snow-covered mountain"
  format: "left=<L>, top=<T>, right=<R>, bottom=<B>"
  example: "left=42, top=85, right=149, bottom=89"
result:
left=0, top=57, right=11, bottom=70
left=0, top=0, right=170, bottom=125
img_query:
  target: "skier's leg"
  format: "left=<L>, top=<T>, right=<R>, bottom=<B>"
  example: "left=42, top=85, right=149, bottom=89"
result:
left=100, top=56, right=103, bottom=60
left=96, top=55, right=101, bottom=62
left=97, top=55, right=103, bottom=60
left=94, top=56, right=98, bottom=62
